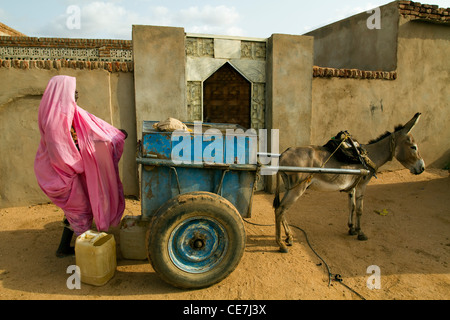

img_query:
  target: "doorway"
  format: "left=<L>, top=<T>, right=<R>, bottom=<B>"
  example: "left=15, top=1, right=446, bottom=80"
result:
left=203, top=63, right=251, bottom=129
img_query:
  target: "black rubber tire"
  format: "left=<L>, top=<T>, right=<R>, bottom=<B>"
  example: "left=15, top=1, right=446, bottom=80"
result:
left=146, top=191, right=246, bottom=289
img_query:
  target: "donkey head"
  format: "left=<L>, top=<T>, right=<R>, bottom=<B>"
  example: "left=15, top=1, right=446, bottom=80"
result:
left=394, top=113, right=425, bottom=175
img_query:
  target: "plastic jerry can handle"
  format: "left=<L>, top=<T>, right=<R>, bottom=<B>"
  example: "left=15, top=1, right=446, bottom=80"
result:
left=82, top=230, right=106, bottom=244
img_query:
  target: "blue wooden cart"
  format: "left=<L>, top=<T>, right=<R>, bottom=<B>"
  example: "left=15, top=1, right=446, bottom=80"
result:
left=136, top=121, right=369, bottom=289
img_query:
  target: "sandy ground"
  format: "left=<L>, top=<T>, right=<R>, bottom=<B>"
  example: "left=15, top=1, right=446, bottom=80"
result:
left=0, top=169, right=449, bottom=300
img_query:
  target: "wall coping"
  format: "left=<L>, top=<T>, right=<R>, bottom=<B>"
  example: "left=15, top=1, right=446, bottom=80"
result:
left=0, top=36, right=132, bottom=48
left=0, top=58, right=398, bottom=79
left=185, top=33, right=267, bottom=43
left=398, top=1, right=450, bottom=24
left=313, top=66, right=397, bottom=80
left=0, top=58, right=133, bottom=73
left=0, top=36, right=133, bottom=62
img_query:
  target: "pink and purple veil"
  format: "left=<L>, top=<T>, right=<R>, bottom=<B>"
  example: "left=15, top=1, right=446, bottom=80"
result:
left=34, top=75, right=126, bottom=235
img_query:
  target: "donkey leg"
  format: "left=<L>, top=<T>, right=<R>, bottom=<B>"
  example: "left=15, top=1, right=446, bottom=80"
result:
left=347, top=188, right=357, bottom=235
left=274, top=207, right=288, bottom=253
left=355, top=188, right=368, bottom=241
left=275, top=181, right=309, bottom=253
left=282, top=218, right=294, bottom=246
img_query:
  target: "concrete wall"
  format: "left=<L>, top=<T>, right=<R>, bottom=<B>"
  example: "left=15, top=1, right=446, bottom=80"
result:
left=132, top=25, right=186, bottom=138
left=109, top=72, right=138, bottom=196
left=396, top=16, right=450, bottom=168
left=310, top=15, right=450, bottom=170
left=0, top=67, right=137, bottom=208
left=305, top=2, right=399, bottom=71
left=266, top=34, right=314, bottom=191
left=266, top=34, right=314, bottom=151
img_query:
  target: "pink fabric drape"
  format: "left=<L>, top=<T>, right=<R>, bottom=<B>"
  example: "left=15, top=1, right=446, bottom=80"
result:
left=34, top=75, right=126, bottom=235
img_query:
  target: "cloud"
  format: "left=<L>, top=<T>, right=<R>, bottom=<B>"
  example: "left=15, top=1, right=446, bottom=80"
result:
left=178, top=5, right=244, bottom=36
left=39, top=1, right=154, bottom=39
left=177, top=5, right=239, bottom=27
left=80, top=2, right=141, bottom=38
left=39, top=2, right=244, bottom=39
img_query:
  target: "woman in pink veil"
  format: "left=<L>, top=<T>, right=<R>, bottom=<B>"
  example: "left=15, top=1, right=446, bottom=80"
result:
left=34, top=75, right=127, bottom=257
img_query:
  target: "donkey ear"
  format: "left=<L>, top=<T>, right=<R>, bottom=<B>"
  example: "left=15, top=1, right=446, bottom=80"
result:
left=402, top=112, right=421, bottom=134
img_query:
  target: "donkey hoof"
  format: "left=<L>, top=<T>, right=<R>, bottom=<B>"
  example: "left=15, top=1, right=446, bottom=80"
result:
left=279, top=246, right=289, bottom=253
left=357, top=233, right=368, bottom=241
left=285, top=236, right=294, bottom=246
left=348, top=228, right=357, bottom=236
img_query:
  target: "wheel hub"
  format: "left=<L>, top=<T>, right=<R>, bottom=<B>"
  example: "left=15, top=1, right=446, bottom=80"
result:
left=190, top=233, right=206, bottom=250
left=168, top=217, right=228, bottom=274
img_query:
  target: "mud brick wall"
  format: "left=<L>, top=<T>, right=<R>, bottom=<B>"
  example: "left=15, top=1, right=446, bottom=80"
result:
left=398, top=1, right=450, bottom=22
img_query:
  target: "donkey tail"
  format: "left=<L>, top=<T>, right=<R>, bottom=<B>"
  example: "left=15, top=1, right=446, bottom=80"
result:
left=273, top=172, right=281, bottom=209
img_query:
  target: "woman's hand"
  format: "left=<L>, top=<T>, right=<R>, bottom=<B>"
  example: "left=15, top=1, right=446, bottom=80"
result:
left=119, top=129, right=128, bottom=139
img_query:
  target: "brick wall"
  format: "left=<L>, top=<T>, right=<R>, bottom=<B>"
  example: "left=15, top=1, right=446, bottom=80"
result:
left=313, top=66, right=397, bottom=80
left=0, top=36, right=132, bottom=63
left=398, top=1, right=450, bottom=22
left=0, top=58, right=133, bottom=72
left=0, top=36, right=132, bottom=50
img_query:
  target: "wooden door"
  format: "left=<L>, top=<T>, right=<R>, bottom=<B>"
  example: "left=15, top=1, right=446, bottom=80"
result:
left=203, top=63, right=251, bottom=129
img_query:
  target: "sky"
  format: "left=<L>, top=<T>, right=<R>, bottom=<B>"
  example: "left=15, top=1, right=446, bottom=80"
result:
left=1, top=0, right=450, bottom=40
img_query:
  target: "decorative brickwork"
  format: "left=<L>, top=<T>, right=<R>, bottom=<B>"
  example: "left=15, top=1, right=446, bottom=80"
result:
left=251, top=83, right=265, bottom=129
left=241, top=41, right=266, bottom=60
left=313, top=66, right=397, bottom=80
left=186, top=81, right=202, bottom=121
left=0, top=58, right=133, bottom=72
left=398, top=1, right=450, bottom=23
left=0, top=36, right=132, bottom=62
left=186, top=37, right=214, bottom=58
left=0, top=36, right=132, bottom=50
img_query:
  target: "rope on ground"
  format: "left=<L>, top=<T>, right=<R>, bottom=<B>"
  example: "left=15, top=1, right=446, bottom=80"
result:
left=243, top=218, right=366, bottom=300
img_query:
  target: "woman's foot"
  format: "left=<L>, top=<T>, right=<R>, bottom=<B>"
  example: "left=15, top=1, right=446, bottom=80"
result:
left=56, top=246, right=75, bottom=258
left=56, top=226, right=75, bottom=258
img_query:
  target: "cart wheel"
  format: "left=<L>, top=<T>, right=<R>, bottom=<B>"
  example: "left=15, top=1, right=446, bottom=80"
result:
left=147, top=191, right=246, bottom=289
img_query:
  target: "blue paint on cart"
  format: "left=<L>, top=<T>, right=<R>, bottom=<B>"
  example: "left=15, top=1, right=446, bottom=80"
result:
left=138, top=121, right=259, bottom=219
left=168, top=216, right=228, bottom=273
